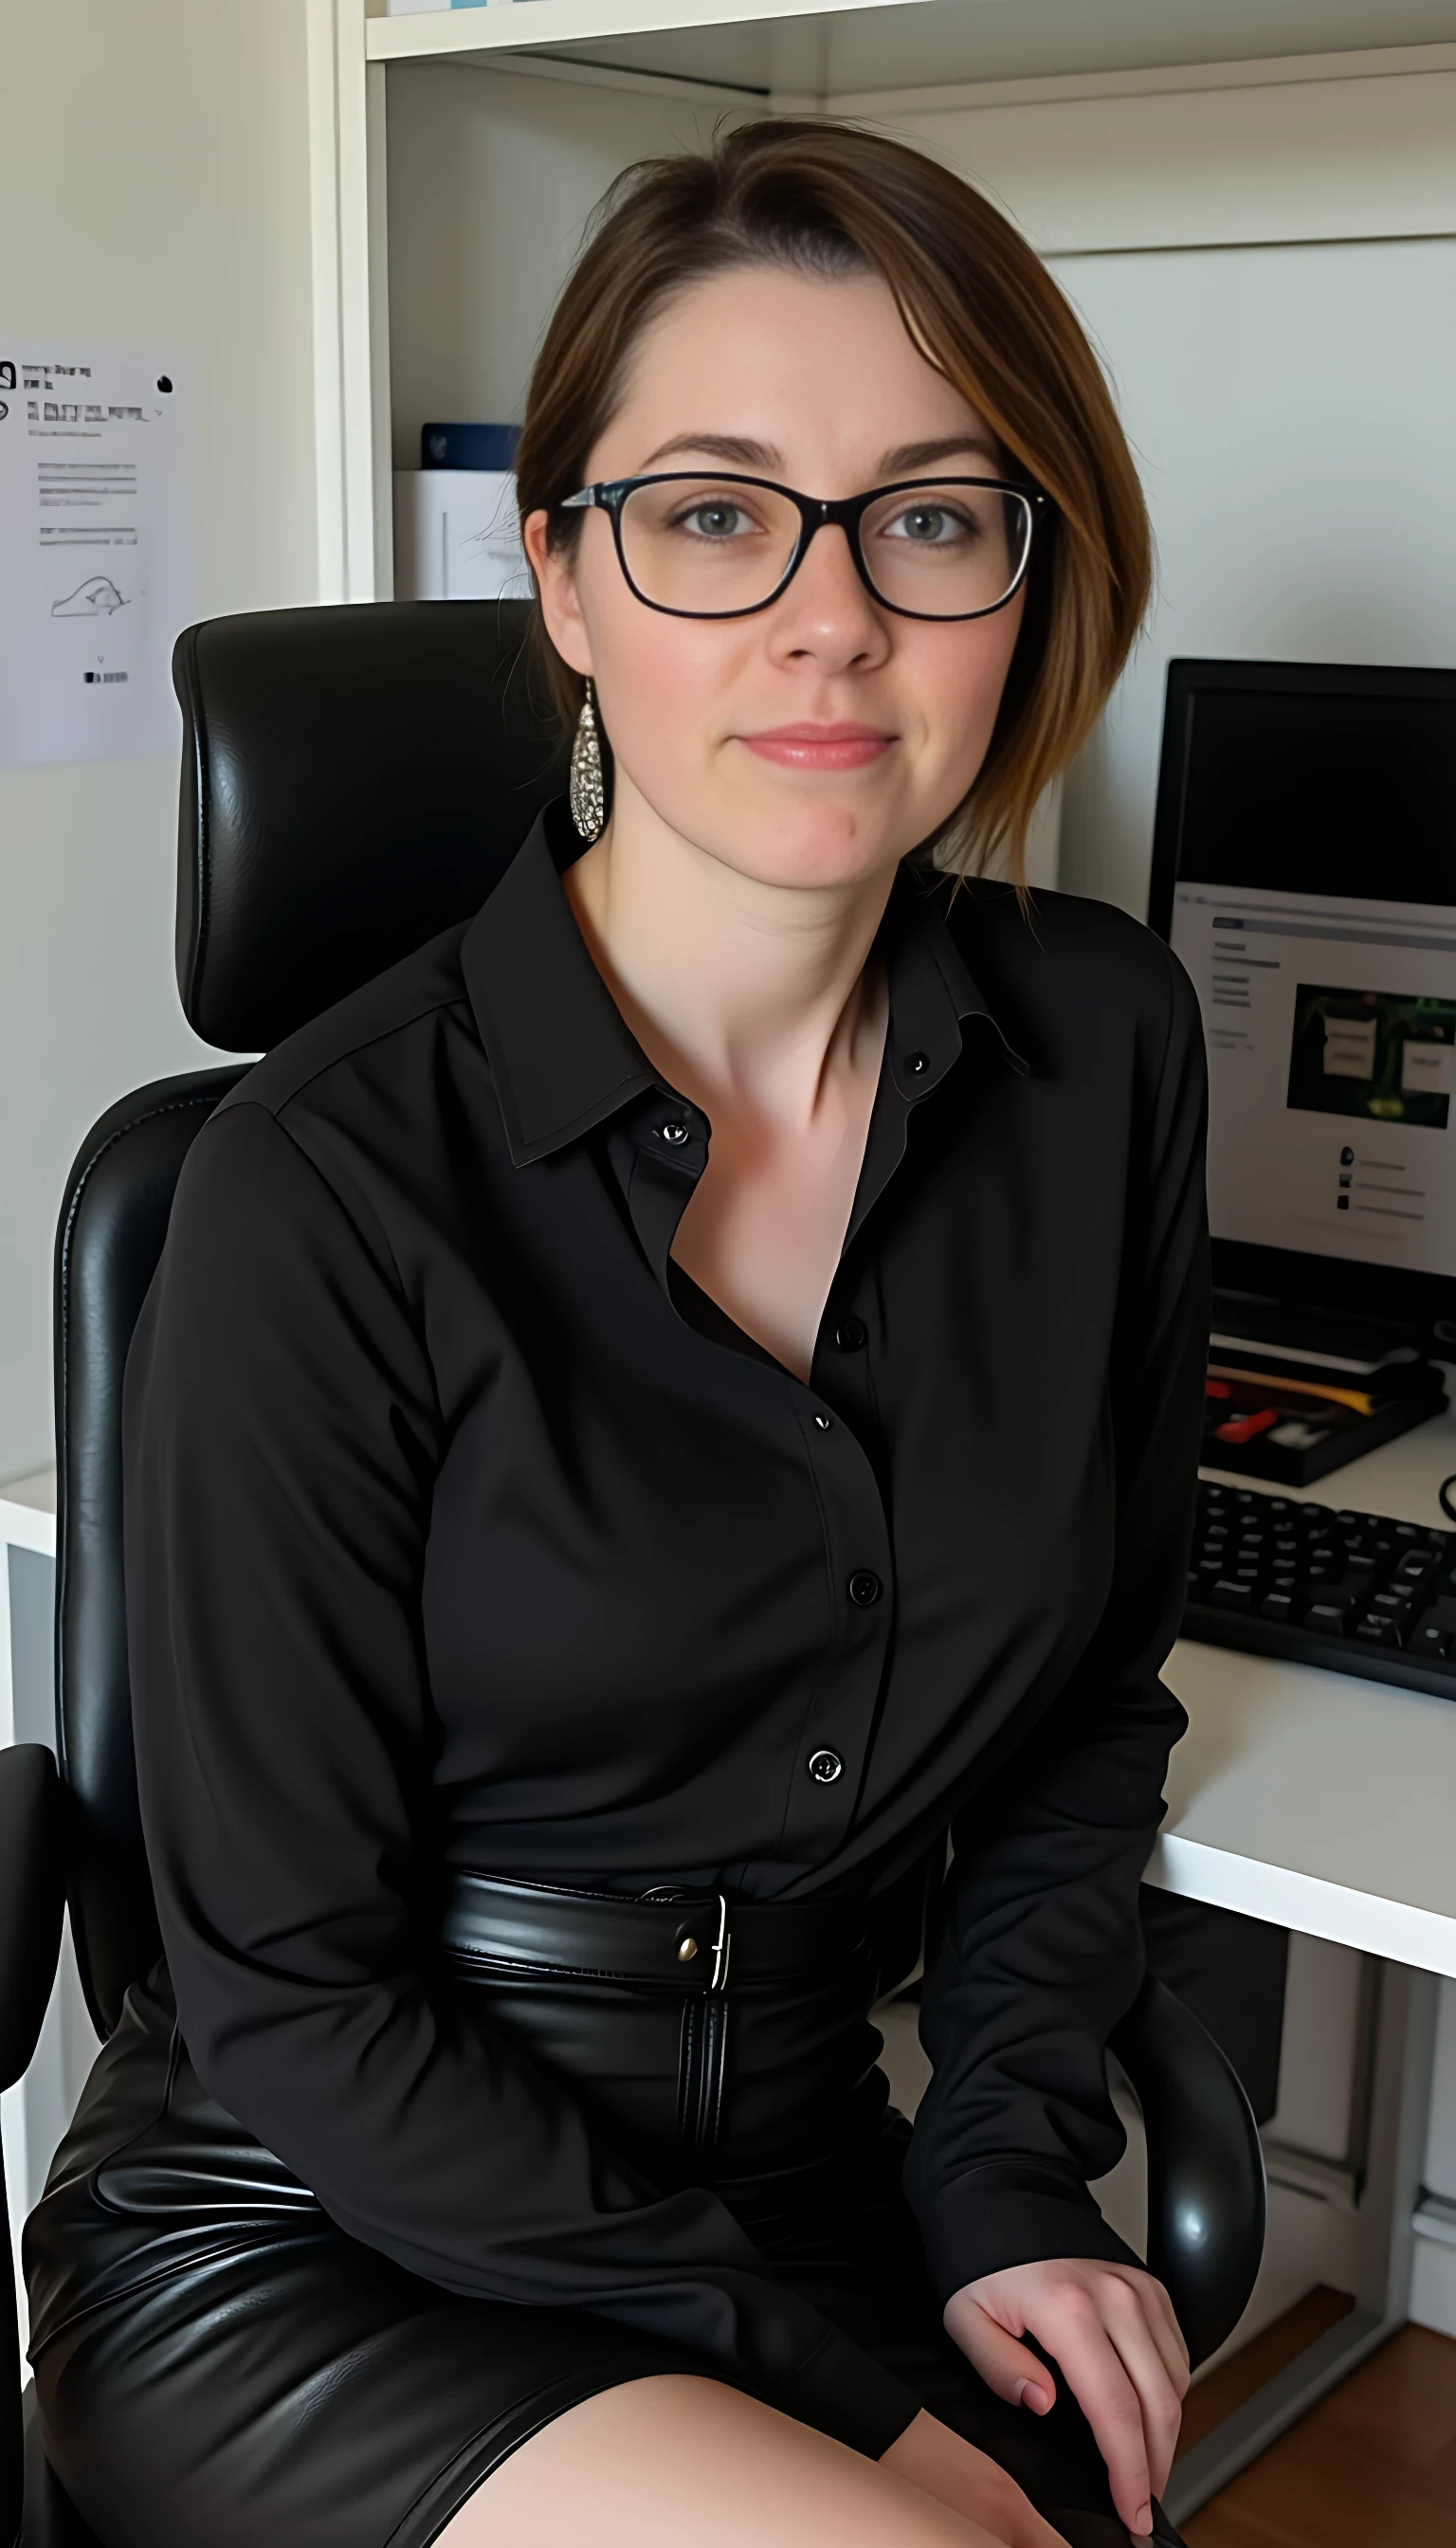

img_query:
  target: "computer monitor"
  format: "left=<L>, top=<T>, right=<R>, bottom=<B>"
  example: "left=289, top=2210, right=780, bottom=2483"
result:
left=1147, top=660, right=1456, bottom=1353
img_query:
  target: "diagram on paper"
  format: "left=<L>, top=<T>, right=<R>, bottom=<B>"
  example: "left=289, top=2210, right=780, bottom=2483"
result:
left=0, top=340, right=191, bottom=765
left=51, top=576, right=130, bottom=617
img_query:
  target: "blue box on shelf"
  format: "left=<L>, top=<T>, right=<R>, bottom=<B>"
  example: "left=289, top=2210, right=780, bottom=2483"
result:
left=422, top=422, right=520, bottom=471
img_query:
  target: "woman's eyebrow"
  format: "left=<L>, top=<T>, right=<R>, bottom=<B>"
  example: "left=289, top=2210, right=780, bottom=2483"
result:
left=636, top=432, right=780, bottom=471
left=631, top=429, right=1002, bottom=477
left=878, top=435, right=1001, bottom=473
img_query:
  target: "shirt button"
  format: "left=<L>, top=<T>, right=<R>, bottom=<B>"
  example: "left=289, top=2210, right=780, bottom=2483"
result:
left=848, top=1569, right=883, bottom=1607
left=906, top=1050, right=930, bottom=1076
left=658, top=1120, right=690, bottom=1146
left=834, top=1316, right=867, bottom=1350
left=812, top=1412, right=831, bottom=1431
left=808, top=1748, right=843, bottom=1784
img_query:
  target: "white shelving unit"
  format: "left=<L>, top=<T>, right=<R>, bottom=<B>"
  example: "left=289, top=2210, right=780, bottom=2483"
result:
left=307, top=2, right=1456, bottom=622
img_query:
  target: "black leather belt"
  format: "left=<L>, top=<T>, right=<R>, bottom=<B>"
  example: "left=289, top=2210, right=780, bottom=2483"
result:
left=442, top=1869, right=869, bottom=1995
left=440, top=1869, right=920, bottom=2166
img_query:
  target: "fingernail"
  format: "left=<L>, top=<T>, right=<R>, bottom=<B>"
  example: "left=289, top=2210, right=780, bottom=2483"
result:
left=1134, top=2505, right=1153, bottom=2537
left=1014, top=2379, right=1051, bottom=2413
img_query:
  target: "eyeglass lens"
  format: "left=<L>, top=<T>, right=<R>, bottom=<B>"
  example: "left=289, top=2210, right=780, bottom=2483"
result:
left=615, top=478, right=1032, bottom=618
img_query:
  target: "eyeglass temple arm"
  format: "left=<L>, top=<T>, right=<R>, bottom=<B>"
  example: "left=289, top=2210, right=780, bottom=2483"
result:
left=558, top=488, right=599, bottom=512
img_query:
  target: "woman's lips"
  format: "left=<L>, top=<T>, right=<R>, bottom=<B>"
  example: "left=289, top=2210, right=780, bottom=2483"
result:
left=738, top=723, right=896, bottom=771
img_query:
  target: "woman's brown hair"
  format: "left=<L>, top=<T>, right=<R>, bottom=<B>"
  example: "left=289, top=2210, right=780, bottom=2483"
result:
left=516, top=119, right=1151, bottom=887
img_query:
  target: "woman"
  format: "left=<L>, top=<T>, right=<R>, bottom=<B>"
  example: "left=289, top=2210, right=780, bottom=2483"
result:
left=26, top=122, right=1208, bottom=2548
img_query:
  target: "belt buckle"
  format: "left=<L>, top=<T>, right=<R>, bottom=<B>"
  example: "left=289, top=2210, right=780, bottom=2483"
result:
left=709, top=1890, right=732, bottom=1993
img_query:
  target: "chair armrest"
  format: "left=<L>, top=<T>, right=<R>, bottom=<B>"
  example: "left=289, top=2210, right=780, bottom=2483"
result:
left=1110, top=1973, right=1266, bottom=2368
left=0, top=1744, right=65, bottom=2095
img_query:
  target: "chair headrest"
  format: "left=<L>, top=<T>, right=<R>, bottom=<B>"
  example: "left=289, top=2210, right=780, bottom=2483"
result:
left=173, top=600, right=569, bottom=1052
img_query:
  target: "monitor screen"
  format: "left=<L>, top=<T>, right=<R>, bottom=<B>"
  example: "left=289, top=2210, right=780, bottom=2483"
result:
left=1148, top=663, right=1456, bottom=1334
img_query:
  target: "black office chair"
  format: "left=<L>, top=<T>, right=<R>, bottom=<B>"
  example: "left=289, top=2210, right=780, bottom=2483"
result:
left=1, top=598, right=1265, bottom=2547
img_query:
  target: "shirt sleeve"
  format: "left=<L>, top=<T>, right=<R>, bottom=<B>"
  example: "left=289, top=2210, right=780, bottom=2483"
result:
left=902, top=944, right=1210, bottom=2304
left=123, top=1097, right=919, bottom=2458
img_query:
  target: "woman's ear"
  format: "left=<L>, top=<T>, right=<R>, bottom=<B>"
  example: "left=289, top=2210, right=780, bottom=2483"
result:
left=522, top=510, right=593, bottom=679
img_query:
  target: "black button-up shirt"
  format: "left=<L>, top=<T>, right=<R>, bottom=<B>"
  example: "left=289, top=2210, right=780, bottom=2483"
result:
left=124, top=800, right=1209, bottom=2452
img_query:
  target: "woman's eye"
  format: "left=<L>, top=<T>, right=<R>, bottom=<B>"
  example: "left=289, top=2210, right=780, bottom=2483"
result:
left=884, top=503, right=974, bottom=544
left=676, top=502, right=753, bottom=539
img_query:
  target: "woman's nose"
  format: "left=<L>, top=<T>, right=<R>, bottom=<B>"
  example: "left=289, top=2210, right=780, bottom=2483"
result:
left=767, top=521, right=889, bottom=667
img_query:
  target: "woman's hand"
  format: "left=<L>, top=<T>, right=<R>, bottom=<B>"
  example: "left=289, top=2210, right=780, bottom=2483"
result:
left=943, top=2261, right=1190, bottom=2540
left=881, top=2410, right=1070, bottom=2546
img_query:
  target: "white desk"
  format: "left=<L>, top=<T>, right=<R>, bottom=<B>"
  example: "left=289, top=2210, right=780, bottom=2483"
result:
left=1153, top=1415, right=1456, bottom=1979
left=1156, top=1645, right=1456, bottom=1977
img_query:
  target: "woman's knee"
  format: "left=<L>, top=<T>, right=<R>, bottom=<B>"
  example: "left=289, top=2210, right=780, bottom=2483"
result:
left=435, top=2374, right=996, bottom=2548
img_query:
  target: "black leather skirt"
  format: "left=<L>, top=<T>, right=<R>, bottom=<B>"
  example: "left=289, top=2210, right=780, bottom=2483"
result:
left=25, top=1874, right=1176, bottom=2548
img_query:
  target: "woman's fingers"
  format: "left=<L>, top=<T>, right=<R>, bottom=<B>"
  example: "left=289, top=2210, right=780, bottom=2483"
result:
left=945, top=2262, right=1190, bottom=2538
left=1097, top=2276, right=1187, bottom=2497
left=1116, top=2267, right=1191, bottom=2395
left=1035, top=2287, right=1156, bottom=2536
left=943, top=2292, right=1056, bottom=2415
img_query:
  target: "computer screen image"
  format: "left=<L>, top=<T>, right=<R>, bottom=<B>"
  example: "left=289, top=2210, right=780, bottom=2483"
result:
left=1148, top=664, right=1456, bottom=1337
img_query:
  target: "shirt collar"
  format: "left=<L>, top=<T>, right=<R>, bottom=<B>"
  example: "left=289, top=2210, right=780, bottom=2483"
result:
left=461, top=799, right=1026, bottom=1170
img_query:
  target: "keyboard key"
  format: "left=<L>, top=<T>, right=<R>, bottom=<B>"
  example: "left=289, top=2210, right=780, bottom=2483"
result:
left=1304, top=1600, right=1350, bottom=1633
left=1260, top=1591, right=1297, bottom=1621
left=1372, top=1590, right=1411, bottom=1615
left=1356, top=1617, right=1402, bottom=1647
left=1211, top=1578, right=1254, bottom=1610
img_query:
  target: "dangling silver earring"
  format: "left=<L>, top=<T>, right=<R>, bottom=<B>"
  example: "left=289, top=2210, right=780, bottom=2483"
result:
left=570, top=679, right=606, bottom=842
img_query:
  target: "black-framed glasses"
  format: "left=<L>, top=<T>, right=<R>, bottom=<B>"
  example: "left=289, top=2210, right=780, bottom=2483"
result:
left=557, top=471, right=1047, bottom=622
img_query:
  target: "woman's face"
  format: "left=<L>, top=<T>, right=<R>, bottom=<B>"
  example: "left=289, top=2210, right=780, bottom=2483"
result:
left=525, top=263, right=1028, bottom=895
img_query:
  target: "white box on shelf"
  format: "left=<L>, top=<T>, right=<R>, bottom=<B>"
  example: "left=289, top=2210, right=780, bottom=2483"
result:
left=393, top=469, right=532, bottom=602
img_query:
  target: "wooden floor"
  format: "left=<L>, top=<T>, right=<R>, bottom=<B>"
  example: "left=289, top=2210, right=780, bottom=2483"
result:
left=1183, top=2317, right=1456, bottom=2546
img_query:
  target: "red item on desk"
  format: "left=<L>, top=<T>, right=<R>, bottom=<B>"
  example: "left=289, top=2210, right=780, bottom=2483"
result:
left=1214, top=1406, right=1279, bottom=1446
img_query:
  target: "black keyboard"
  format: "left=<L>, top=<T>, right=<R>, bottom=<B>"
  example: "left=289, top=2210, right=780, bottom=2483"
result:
left=1183, top=1478, right=1456, bottom=1701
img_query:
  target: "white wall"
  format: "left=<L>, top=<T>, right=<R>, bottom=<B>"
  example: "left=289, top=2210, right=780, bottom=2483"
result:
left=1042, top=234, right=1456, bottom=916
left=0, top=0, right=320, bottom=1483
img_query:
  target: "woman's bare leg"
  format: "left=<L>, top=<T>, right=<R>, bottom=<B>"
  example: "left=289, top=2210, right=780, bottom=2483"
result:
left=436, top=2375, right=1011, bottom=2548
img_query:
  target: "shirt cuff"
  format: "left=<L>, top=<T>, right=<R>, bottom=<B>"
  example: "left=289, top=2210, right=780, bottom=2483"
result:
left=916, top=2158, right=1143, bottom=2309
left=771, top=2323, right=921, bottom=2458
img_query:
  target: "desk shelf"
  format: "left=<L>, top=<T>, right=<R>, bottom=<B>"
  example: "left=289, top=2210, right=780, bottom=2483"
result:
left=366, top=0, right=1456, bottom=85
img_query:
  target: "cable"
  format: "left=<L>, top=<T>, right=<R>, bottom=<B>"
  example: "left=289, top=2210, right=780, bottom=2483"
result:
left=1439, top=1475, right=1456, bottom=1528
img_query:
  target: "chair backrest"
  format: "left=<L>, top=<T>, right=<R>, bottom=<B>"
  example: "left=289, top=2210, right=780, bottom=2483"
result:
left=55, top=599, right=568, bottom=2037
